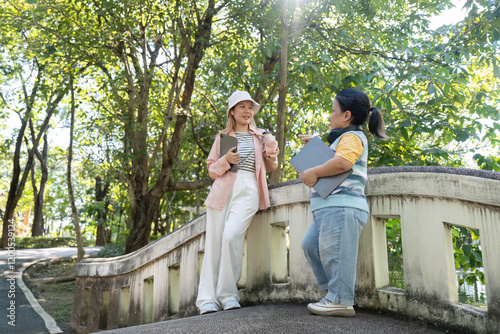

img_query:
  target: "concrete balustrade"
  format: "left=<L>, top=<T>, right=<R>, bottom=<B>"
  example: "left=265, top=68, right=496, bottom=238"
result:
left=71, top=167, right=500, bottom=333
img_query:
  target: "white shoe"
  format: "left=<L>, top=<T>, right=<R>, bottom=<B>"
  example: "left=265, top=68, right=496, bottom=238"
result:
left=223, top=300, right=241, bottom=311
left=200, top=302, right=218, bottom=315
left=307, top=298, right=355, bottom=317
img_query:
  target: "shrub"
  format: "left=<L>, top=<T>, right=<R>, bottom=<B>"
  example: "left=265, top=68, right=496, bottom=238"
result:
left=15, top=237, right=93, bottom=249
left=97, top=244, right=126, bottom=258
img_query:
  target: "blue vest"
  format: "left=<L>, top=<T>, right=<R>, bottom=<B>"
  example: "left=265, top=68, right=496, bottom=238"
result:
left=310, top=131, right=369, bottom=213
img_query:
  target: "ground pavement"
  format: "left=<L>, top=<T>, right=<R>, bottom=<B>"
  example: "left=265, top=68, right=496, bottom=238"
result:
left=101, top=303, right=451, bottom=334
left=1, top=247, right=453, bottom=334
left=0, top=246, right=101, bottom=334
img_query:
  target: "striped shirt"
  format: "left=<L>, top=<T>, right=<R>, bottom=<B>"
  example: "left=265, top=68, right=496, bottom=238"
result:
left=235, top=132, right=256, bottom=173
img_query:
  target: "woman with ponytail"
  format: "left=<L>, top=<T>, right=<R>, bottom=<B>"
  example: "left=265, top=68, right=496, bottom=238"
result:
left=299, top=88, right=388, bottom=317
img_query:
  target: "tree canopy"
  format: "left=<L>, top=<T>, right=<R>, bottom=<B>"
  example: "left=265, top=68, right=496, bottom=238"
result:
left=1, top=0, right=499, bottom=251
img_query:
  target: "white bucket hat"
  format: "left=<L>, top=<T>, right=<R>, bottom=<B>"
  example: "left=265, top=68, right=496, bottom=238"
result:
left=227, top=90, right=260, bottom=116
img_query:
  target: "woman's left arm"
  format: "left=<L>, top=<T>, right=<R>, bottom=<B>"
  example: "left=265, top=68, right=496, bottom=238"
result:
left=300, top=134, right=362, bottom=187
left=300, top=156, right=353, bottom=187
left=262, top=133, right=279, bottom=172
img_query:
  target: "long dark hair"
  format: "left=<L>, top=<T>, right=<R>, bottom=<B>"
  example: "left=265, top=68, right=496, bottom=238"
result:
left=335, top=88, right=389, bottom=139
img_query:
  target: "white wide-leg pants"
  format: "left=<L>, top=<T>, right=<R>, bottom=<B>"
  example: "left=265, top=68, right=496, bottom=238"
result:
left=196, top=171, right=259, bottom=309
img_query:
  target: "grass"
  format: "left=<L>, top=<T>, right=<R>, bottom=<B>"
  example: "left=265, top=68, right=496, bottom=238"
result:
left=26, top=260, right=77, bottom=333
left=25, top=244, right=126, bottom=333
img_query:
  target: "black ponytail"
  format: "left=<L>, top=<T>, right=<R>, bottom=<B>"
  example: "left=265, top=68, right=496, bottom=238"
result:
left=335, top=89, right=388, bottom=140
left=368, top=107, right=388, bottom=139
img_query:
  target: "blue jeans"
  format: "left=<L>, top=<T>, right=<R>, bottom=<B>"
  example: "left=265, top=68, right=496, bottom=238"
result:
left=301, top=206, right=368, bottom=306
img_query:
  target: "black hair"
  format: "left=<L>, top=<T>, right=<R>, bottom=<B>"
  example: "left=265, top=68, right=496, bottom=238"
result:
left=335, top=88, right=389, bottom=139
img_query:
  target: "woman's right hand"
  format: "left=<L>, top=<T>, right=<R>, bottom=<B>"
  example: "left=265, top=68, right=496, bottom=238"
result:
left=298, top=134, right=314, bottom=145
left=225, top=147, right=240, bottom=164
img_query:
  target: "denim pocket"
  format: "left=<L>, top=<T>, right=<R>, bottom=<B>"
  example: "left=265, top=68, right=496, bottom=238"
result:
left=354, top=209, right=369, bottom=229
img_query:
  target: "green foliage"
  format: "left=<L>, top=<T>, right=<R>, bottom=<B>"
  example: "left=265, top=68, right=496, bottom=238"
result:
left=385, top=218, right=405, bottom=289
left=1, top=0, right=499, bottom=247
left=458, top=284, right=486, bottom=309
left=474, top=154, right=500, bottom=171
left=193, top=0, right=500, bottom=180
left=386, top=219, right=403, bottom=271
left=454, top=224, right=487, bottom=309
left=97, top=243, right=125, bottom=258
left=452, top=226, right=484, bottom=286
left=385, top=221, right=486, bottom=297
left=15, top=237, right=93, bottom=249
left=112, top=223, right=129, bottom=245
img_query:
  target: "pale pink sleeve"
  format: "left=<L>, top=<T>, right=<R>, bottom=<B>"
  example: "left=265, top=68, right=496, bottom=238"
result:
left=262, top=134, right=279, bottom=172
left=207, top=134, right=232, bottom=179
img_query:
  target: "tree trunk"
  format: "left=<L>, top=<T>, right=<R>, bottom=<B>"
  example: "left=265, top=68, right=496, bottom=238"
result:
left=125, top=1, right=220, bottom=254
left=1, top=63, right=44, bottom=247
left=31, top=134, right=48, bottom=237
left=153, top=196, right=164, bottom=236
left=115, top=203, right=124, bottom=244
left=0, top=59, right=82, bottom=248
left=1, top=89, right=65, bottom=247
left=125, top=195, right=161, bottom=253
left=67, top=74, right=85, bottom=262
left=95, top=176, right=109, bottom=246
left=105, top=197, right=112, bottom=244
left=1, top=114, right=29, bottom=248
left=1, top=58, right=89, bottom=247
left=270, top=0, right=289, bottom=185
left=96, top=221, right=106, bottom=246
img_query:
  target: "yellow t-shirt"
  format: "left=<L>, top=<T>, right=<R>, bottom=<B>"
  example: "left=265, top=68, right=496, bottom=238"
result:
left=335, top=133, right=363, bottom=165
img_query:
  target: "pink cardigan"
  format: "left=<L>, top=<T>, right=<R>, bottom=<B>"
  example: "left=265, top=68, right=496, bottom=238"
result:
left=204, top=127, right=279, bottom=211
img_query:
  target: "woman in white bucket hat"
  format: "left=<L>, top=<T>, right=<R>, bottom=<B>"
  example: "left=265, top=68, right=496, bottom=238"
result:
left=196, top=90, right=279, bottom=314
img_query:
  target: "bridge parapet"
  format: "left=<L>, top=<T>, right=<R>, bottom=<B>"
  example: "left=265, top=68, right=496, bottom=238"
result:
left=71, top=167, right=500, bottom=333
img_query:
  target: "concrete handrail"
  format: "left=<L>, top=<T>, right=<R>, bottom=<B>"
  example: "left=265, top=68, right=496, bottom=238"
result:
left=71, top=167, right=500, bottom=333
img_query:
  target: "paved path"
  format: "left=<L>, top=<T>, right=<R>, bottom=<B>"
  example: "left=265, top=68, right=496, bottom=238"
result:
left=101, top=304, right=449, bottom=334
left=0, top=247, right=101, bottom=334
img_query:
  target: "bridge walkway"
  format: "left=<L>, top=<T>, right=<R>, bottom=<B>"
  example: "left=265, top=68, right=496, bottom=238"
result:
left=101, top=304, right=450, bottom=334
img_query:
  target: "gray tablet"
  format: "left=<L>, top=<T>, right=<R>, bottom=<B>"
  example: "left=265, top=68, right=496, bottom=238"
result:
left=290, top=136, right=352, bottom=198
left=220, top=133, right=238, bottom=173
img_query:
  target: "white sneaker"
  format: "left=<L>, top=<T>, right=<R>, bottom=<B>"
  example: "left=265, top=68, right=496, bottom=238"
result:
left=200, top=302, right=218, bottom=315
left=223, top=300, right=241, bottom=311
left=307, top=298, right=355, bottom=317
